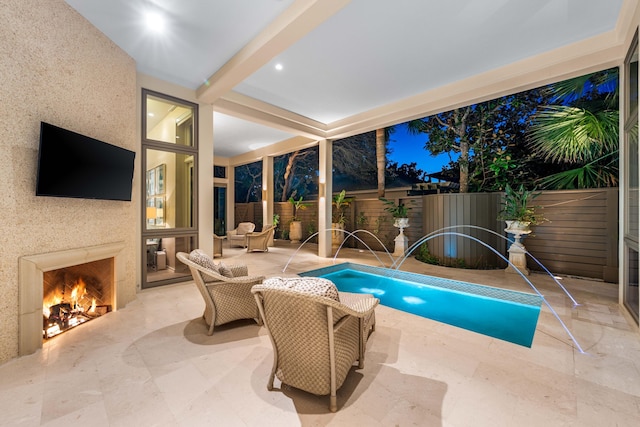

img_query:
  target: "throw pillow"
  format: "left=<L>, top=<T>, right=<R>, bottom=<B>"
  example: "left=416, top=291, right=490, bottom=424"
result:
left=189, top=249, right=219, bottom=281
left=217, top=262, right=234, bottom=278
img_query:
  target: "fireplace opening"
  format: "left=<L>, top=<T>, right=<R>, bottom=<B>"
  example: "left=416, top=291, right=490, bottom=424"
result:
left=42, top=258, right=114, bottom=340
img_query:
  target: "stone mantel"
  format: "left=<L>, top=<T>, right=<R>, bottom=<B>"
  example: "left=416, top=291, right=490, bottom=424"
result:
left=18, top=242, right=126, bottom=356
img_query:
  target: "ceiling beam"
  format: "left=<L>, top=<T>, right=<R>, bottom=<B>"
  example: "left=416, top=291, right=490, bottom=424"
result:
left=196, top=0, right=351, bottom=104
left=214, top=91, right=327, bottom=139
left=229, top=135, right=318, bottom=166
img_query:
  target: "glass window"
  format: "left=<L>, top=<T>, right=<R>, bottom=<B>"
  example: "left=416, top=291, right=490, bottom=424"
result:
left=146, top=149, right=195, bottom=230
left=214, top=165, right=227, bottom=179
left=145, top=93, right=196, bottom=147
left=625, top=33, right=639, bottom=244
left=142, top=89, right=198, bottom=289
left=625, top=247, right=639, bottom=322
left=214, top=186, right=227, bottom=236
left=624, top=32, right=639, bottom=323
left=628, top=46, right=638, bottom=119
left=145, top=235, right=198, bottom=287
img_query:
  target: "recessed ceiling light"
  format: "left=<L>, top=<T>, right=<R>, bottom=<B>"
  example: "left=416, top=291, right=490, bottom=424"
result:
left=275, top=63, right=283, bottom=71
left=144, top=10, right=166, bottom=34
left=148, top=112, right=155, bottom=117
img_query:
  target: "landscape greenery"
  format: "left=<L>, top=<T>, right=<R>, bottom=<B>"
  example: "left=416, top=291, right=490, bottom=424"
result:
left=235, top=68, right=619, bottom=203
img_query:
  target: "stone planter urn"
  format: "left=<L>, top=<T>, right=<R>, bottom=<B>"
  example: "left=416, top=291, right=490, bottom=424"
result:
left=504, top=220, right=532, bottom=275
left=289, top=221, right=302, bottom=244
left=331, top=222, right=345, bottom=249
left=392, top=217, right=409, bottom=257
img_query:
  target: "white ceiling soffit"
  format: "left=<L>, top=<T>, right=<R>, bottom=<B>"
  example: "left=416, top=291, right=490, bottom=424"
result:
left=232, top=0, right=623, bottom=124
left=64, top=0, right=296, bottom=89
left=64, top=0, right=626, bottom=158
left=213, top=112, right=296, bottom=159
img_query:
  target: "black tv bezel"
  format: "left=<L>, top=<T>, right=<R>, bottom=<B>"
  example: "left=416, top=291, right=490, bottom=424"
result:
left=36, top=122, right=136, bottom=202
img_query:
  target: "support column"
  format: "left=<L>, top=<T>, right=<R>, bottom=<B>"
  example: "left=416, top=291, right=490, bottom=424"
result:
left=318, top=139, right=333, bottom=258
left=227, top=166, right=235, bottom=232
left=199, top=103, right=214, bottom=256
left=262, top=156, right=274, bottom=244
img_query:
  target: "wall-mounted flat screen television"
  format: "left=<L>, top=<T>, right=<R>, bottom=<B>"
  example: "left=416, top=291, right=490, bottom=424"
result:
left=36, top=122, right=136, bottom=201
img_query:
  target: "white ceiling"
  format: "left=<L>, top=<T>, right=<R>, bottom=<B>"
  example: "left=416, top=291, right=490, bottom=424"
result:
left=65, top=0, right=625, bottom=158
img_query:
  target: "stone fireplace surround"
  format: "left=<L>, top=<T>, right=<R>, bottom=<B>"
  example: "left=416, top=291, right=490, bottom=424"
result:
left=18, top=242, right=126, bottom=356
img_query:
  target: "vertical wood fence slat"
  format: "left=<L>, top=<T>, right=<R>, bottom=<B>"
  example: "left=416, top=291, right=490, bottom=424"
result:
left=234, top=188, right=618, bottom=282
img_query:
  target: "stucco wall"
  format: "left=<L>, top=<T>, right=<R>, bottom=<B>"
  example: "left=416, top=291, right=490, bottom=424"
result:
left=0, top=0, right=137, bottom=364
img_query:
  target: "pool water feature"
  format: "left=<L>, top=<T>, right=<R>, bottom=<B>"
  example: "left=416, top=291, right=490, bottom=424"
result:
left=300, top=263, right=543, bottom=347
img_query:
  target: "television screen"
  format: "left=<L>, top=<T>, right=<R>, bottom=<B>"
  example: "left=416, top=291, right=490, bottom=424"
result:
left=36, top=122, right=136, bottom=201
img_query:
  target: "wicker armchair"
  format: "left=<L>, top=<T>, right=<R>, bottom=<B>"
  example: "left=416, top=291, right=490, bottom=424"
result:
left=246, top=225, right=275, bottom=252
left=227, top=222, right=255, bottom=247
left=252, top=277, right=378, bottom=412
left=177, top=251, right=264, bottom=335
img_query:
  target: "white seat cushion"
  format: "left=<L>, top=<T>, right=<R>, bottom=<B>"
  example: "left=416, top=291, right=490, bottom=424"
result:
left=262, top=277, right=340, bottom=302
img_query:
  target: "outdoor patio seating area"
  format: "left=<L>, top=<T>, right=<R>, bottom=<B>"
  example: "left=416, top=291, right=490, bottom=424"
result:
left=2, top=241, right=639, bottom=426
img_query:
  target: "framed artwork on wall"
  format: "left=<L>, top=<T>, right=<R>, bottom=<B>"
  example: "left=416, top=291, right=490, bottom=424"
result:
left=146, top=168, right=156, bottom=197
left=146, top=164, right=166, bottom=227
left=155, top=164, right=165, bottom=195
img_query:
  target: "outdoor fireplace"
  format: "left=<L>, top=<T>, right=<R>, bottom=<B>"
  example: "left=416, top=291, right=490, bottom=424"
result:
left=42, top=258, right=113, bottom=339
left=19, top=242, right=125, bottom=356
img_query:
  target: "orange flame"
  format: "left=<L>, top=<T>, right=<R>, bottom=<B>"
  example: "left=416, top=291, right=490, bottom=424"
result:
left=43, top=277, right=89, bottom=317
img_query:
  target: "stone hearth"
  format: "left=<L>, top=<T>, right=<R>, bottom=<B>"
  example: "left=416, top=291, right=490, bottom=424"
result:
left=19, top=242, right=126, bottom=356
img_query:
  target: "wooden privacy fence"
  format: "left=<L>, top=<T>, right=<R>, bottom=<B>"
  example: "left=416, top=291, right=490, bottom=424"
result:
left=233, top=188, right=618, bottom=282
left=525, top=188, right=618, bottom=283
left=421, top=192, right=506, bottom=269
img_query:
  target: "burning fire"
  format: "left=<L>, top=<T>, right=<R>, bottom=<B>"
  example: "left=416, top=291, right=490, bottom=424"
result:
left=43, top=277, right=100, bottom=339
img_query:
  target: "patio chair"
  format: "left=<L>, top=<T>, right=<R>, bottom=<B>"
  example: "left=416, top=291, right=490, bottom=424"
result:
left=252, top=277, right=378, bottom=412
left=227, top=222, right=255, bottom=247
left=177, top=251, right=264, bottom=335
left=246, top=225, right=276, bottom=252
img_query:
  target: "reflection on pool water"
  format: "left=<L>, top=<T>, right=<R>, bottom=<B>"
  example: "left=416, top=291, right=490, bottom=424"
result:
left=300, top=262, right=543, bottom=347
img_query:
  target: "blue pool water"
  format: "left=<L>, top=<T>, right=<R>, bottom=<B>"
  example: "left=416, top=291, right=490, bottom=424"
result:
left=300, top=263, right=543, bottom=347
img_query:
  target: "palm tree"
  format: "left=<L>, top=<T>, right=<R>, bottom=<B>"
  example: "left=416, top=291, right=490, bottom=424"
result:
left=373, top=127, right=395, bottom=197
left=527, top=68, right=619, bottom=189
left=376, top=128, right=386, bottom=197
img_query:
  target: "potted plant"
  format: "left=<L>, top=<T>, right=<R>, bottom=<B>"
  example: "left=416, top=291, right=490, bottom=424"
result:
left=498, top=184, right=545, bottom=231
left=288, top=195, right=309, bottom=243
left=380, top=197, right=413, bottom=228
left=332, top=190, right=353, bottom=248
left=270, top=213, right=280, bottom=245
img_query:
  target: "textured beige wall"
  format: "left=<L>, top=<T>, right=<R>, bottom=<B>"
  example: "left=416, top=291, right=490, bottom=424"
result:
left=0, top=0, right=137, bottom=364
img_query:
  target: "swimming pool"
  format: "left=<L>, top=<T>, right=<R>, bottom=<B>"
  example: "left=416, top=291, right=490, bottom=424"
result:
left=300, top=263, right=543, bottom=347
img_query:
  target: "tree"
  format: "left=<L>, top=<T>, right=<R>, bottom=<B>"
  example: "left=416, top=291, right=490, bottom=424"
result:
left=527, top=68, right=619, bottom=189
left=385, top=161, right=427, bottom=183
left=406, top=89, right=550, bottom=192
left=376, top=128, right=386, bottom=197
left=274, top=148, right=318, bottom=202
left=332, top=130, right=393, bottom=191
left=273, top=128, right=394, bottom=200
left=234, top=161, right=262, bottom=203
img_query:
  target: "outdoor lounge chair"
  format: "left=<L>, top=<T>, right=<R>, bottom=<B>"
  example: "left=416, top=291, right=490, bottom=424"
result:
left=251, top=277, right=378, bottom=412
left=227, top=222, right=255, bottom=247
left=246, top=225, right=276, bottom=252
left=177, top=251, right=264, bottom=335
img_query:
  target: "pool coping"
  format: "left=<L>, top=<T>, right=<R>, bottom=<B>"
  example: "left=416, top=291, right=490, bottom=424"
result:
left=300, top=262, right=543, bottom=308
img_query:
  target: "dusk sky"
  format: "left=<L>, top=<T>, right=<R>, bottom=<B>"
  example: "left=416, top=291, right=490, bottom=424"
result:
left=387, top=123, right=458, bottom=175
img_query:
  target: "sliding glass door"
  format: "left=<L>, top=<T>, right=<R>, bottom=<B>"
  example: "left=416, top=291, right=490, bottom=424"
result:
left=623, top=32, right=639, bottom=323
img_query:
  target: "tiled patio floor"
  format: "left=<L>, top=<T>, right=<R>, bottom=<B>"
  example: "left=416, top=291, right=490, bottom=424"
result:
left=2, top=241, right=639, bottom=426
